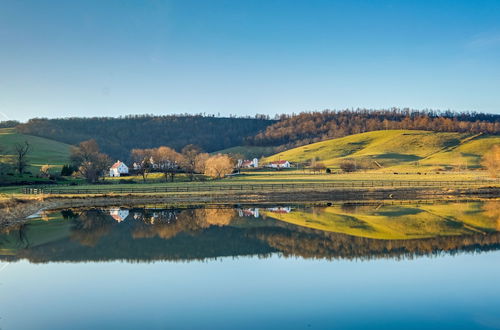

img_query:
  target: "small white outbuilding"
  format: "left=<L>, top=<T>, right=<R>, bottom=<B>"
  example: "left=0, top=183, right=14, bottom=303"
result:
left=240, top=158, right=259, bottom=168
left=109, top=161, right=129, bottom=177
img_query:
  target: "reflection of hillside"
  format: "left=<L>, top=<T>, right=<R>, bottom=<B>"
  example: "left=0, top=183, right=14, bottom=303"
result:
left=261, top=201, right=499, bottom=240
left=1, top=201, right=499, bottom=263
left=479, top=201, right=499, bottom=230
left=250, top=225, right=500, bottom=260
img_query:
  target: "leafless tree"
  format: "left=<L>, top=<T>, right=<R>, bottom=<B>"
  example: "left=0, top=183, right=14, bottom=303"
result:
left=14, top=141, right=30, bottom=175
left=204, top=154, right=235, bottom=179
left=482, top=145, right=500, bottom=178
left=155, top=146, right=183, bottom=182
left=181, top=144, right=202, bottom=181
left=131, top=148, right=154, bottom=182
left=194, top=153, right=210, bottom=176
left=340, top=159, right=356, bottom=173
left=71, top=140, right=111, bottom=183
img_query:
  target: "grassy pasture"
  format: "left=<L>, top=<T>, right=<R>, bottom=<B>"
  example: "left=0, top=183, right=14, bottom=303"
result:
left=263, top=130, right=500, bottom=171
left=0, top=128, right=71, bottom=173
left=6, top=169, right=497, bottom=195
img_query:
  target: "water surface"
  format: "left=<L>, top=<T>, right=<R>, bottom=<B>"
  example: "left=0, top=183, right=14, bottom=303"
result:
left=1, top=200, right=499, bottom=329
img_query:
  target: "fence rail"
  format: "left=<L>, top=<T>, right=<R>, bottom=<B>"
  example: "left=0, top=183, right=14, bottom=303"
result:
left=22, top=180, right=499, bottom=195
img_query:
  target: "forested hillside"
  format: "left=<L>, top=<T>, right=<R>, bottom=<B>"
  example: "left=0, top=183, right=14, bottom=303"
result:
left=12, top=109, right=500, bottom=160
left=246, top=109, right=500, bottom=151
left=17, top=115, right=275, bottom=160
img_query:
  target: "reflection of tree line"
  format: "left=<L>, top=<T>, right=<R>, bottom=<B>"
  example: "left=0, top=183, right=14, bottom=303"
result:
left=251, top=222, right=500, bottom=261
left=7, top=207, right=272, bottom=263
left=58, top=203, right=500, bottom=261
left=65, top=207, right=236, bottom=246
left=1, top=201, right=499, bottom=263
left=131, top=208, right=235, bottom=240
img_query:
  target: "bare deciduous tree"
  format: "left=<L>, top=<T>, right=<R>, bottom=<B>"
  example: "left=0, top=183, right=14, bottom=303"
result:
left=310, top=161, right=326, bottom=174
left=39, top=164, right=51, bottom=178
left=204, top=154, right=235, bottom=179
left=131, top=148, right=154, bottom=182
left=154, top=146, right=183, bottom=182
left=194, top=153, right=210, bottom=176
left=482, top=145, right=500, bottom=178
left=71, top=140, right=111, bottom=183
left=181, top=144, right=202, bottom=181
left=14, top=141, right=30, bottom=175
left=340, top=159, right=356, bottom=173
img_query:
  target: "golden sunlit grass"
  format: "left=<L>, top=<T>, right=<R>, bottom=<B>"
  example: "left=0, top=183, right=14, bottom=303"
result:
left=263, top=130, right=500, bottom=171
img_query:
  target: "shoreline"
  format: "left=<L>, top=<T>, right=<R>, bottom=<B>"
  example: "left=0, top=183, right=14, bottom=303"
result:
left=1, top=186, right=499, bottom=228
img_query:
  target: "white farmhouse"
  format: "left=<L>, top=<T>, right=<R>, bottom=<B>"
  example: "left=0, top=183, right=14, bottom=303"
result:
left=266, top=160, right=291, bottom=169
left=109, top=161, right=129, bottom=177
left=240, top=158, right=259, bottom=168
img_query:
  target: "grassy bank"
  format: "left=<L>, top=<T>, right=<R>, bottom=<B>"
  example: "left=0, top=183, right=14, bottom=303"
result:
left=2, top=184, right=499, bottom=226
left=4, top=169, right=497, bottom=194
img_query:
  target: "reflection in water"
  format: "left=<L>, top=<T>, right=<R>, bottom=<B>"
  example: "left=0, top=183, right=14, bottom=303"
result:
left=0, top=200, right=499, bottom=263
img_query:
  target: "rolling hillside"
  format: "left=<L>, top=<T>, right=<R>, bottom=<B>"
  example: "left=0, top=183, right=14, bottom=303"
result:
left=215, top=145, right=277, bottom=159
left=0, top=128, right=72, bottom=173
left=264, top=130, right=500, bottom=171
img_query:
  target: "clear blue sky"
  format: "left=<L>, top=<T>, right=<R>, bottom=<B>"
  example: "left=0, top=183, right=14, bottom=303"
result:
left=1, top=0, right=500, bottom=121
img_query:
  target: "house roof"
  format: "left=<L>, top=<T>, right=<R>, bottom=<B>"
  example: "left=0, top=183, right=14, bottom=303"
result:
left=241, top=160, right=253, bottom=166
left=110, top=161, right=126, bottom=169
left=270, top=160, right=289, bottom=165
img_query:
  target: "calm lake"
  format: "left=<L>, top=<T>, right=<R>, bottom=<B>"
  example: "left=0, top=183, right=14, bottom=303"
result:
left=1, top=200, right=499, bottom=329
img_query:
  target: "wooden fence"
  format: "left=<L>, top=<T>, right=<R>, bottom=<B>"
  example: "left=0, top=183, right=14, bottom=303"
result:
left=22, top=180, right=499, bottom=195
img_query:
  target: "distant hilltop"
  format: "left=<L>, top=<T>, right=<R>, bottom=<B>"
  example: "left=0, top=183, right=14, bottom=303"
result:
left=1, top=109, right=498, bottom=160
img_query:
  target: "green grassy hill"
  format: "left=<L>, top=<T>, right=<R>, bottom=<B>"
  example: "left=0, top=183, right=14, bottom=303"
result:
left=0, top=128, right=72, bottom=173
left=215, top=145, right=277, bottom=159
left=264, top=130, right=500, bottom=171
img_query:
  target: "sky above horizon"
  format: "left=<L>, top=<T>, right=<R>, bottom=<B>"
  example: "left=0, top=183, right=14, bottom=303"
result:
left=1, top=0, right=500, bottom=122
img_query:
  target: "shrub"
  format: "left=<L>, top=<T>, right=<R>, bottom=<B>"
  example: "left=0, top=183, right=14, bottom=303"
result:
left=340, top=160, right=356, bottom=172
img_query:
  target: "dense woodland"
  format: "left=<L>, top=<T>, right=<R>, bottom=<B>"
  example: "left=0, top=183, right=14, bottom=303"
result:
left=10, top=109, right=500, bottom=159
left=17, top=115, right=274, bottom=160
left=246, top=109, right=500, bottom=150
left=0, top=120, right=19, bottom=128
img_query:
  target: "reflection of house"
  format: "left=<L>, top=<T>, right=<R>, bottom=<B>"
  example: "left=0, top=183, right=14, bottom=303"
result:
left=266, top=207, right=292, bottom=214
left=266, top=160, right=291, bottom=169
left=238, top=208, right=260, bottom=218
left=109, top=161, right=129, bottom=177
left=238, top=158, right=259, bottom=168
left=109, top=208, right=130, bottom=222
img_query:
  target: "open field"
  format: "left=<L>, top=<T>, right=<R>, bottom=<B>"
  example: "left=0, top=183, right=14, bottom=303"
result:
left=11, top=169, right=499, bottom=195
left=0, top=128, right=498, bottom=198
left=263, top=130, right=500, bottom=171
left=0, top=128, right=71, bottom=173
